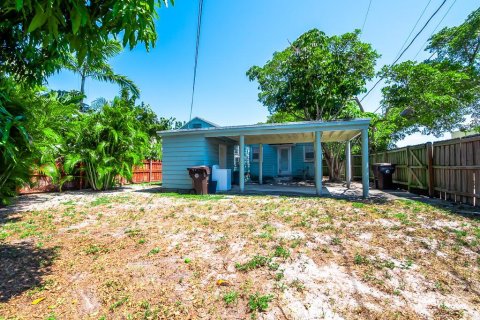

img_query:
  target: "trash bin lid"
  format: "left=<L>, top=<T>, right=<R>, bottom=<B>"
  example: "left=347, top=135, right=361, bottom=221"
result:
left=187, top=166, right=211, bottom=174
left=373, top=163, right=392, bottom=166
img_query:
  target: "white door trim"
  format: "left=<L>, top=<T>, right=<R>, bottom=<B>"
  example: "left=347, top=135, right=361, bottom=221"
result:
left=277, top=146, right=292, bottom=176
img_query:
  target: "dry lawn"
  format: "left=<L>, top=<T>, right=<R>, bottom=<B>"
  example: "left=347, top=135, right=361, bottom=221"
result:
left=0, top=185, right=479, bottom=320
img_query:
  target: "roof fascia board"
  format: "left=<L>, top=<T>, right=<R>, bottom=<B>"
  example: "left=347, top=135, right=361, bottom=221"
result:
left=158, top=119, right=370, bottom=137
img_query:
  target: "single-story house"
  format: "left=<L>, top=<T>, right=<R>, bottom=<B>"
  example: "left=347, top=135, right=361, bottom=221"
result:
left=158, top=116, right=371, bottom=197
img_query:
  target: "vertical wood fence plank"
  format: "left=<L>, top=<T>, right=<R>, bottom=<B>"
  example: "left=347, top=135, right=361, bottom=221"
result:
left=427, top=142, right=434, bottom=197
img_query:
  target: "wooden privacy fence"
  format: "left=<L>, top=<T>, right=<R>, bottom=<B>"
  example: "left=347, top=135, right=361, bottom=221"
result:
left=120, top=160, right=163, bottom=184
left=433, top=136, right=480, bottom=206
left=19, top=160, right=162, bottom=194
left=352, top=134, right=480, bottom=206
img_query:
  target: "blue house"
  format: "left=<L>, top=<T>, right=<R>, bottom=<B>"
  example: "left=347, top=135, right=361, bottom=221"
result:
left=158, top=117, right=371, bottom=197
left=248, top=142, right=316, bottom=181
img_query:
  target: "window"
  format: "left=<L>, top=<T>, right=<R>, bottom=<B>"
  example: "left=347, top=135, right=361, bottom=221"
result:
left=192, top=123, right=202, bottom=129
left=304, top=145, right=314, bottom=162
left=251, top=146, right=259, bottom=162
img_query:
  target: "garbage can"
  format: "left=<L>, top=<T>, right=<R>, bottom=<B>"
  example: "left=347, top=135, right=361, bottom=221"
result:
left=232, top=171, right=239, bottom=186
left=372, top=163, right=396, bottom=190
left=187, top=166, right=211, bottom=195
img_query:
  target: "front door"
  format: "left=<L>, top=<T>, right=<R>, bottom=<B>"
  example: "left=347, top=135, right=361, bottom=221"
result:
left=277, top=147, right=292, bottom=176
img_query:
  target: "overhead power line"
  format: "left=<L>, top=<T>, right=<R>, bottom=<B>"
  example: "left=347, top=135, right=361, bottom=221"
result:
left=360, top=0, right=447, bottom=105
left=413, top=0, right=457, bottom=60
left=361, top=0, right=373, bottom=32
left=394, top=0, right=433, bottom=61
left=391, top=0, right=446, bottom=66
left=189, top=0, right=205, bottom=122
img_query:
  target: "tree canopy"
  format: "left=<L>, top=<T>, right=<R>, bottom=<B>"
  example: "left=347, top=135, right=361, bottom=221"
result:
left=247, top=29, right=381, bottom=180
left=381, top=8, right=480, bottom=137
left=62, top=39, right=140, bottom=104
left=247, top=29, right=379, bottom=121
left=0, top=0, right=173, bottom=84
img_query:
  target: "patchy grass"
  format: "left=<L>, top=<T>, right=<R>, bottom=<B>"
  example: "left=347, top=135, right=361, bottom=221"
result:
left=0, top=186, right=479, bottom=319
left=155, top=192, right=225, bottom=200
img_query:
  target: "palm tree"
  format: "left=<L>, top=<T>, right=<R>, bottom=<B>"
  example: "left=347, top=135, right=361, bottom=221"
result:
left=62, top=40, right=140, bottom=106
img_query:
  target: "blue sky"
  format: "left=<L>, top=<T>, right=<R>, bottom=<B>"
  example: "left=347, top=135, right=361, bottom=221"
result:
left=48, top=0, right=479, bottom=147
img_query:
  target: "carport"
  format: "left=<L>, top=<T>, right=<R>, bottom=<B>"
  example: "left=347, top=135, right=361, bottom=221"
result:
left=200, top=119, right=371, bottom=197
left=158, top=118, right=371, bottom=197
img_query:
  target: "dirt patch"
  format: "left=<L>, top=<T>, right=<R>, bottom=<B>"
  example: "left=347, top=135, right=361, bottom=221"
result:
left=0, top=186, right=479, bottom=319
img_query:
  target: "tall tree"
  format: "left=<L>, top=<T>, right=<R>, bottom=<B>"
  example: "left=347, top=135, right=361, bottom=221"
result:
left=62, top=39, right=140, bottom=105
left=247, top=29, right=379, bottom=180
left=381, top=8, right=480, bottom=137
left=0, top=0, right=173, bottom=85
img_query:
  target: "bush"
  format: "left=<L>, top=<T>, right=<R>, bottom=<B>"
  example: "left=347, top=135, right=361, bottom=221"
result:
left=65, top=99, right=149, bottom=191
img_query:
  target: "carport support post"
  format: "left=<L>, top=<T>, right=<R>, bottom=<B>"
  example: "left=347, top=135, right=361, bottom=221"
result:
left=239, top=135, right=245, bottom=192
left=361, top=128, right=369, bottom=198
left=259, top=143, right=263, bottom=185
left=346, top=140, right=351, bottom=189
left=314, top=131, right=322, bottom=195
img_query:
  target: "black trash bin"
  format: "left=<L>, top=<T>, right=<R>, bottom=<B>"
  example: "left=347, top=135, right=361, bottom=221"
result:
left=187, top=166, right=211, bottom=194
left=372, top=163, right=396, bottom=190
left=232, top=171, right=240, bottom=186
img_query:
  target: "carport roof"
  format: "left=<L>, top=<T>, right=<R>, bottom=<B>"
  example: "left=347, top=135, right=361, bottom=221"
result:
left=157, top=118, right=370, bottom=143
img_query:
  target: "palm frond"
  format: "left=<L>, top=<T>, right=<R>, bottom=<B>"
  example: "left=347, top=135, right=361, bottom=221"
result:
left=91, top=71, right=140, bottom=99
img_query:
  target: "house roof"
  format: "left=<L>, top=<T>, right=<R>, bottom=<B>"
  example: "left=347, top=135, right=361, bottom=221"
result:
left=158, top=118, right=370, bottom=143
left=180, top=116, right=220, bottom=129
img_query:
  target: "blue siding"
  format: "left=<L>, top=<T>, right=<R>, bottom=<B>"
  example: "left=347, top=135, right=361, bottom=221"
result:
left=249, top=143, right=315, bottom=178
left=162, top=135, right=234, bottom=189
left=249, top=144, right=277, bottom=177
left=292, top=143, right=315, bottom=178
left=227, top=145, right=235, bottom=169
left=162, top=134, right=208, bottom=189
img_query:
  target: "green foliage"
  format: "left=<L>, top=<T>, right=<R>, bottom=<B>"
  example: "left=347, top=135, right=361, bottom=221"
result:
left=0, top=0, right=173, bottom=203
left=381, top=8, right=480, bottom=137
left=133, top=103, right=178, bottom=160
left=62, top=39, right=140, bottom=102
left=354, top=253, right=368, bottom=265
left=247, top=29, right=379, bottom=122
left=248, top=29, right=380, bottom=180
left=428, top=8, right=480, bottom=68
left=0, top=88, right=31, bottom=204
left=273, top=246, right=290, bottom=259
left=235, top=255, right=271, bottom=271
left=148, top=247, right=160, bottom=256
left=248, top=293, right=273, bottom=313
left=381, top=61, right=478, bottom=138
left=0, top=77, right=81, bottom=204
left=65, top=98, right=149, bottom=191
left=0, top=0, right=173, bottom=84
left=223, top=291, right=239, bottom=306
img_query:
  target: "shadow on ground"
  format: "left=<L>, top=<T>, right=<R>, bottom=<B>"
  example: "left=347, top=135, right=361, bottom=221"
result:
left=383, top=190, right=480, bottom=221
left=0, top=242, right=57, bottom=302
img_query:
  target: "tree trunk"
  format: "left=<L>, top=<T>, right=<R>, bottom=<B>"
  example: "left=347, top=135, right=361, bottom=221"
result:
left=322, top=143, right=344, bottom=182
left=80, top=73, right=86, bottom=108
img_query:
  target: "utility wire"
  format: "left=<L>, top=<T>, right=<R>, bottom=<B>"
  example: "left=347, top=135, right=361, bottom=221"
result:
left=394, top=0, right=433, bottom=61
left=413, top=0, right=457, bottom=60
left=360, top=0, right=447, bottom=105
left=189, top=0, right=204, bottom=122
left=361, top=0, right=373, bottom=33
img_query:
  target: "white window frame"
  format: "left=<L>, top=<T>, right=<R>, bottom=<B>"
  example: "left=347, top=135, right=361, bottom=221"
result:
left=303, top=145, right=314, bottom=162
left=251, top=146, right=259, bottom=162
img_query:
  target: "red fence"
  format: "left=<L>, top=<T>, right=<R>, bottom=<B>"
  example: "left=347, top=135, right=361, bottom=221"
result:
left=121, top=160, right=163, bottom=184
left=19, top=160, right=162, bottom=194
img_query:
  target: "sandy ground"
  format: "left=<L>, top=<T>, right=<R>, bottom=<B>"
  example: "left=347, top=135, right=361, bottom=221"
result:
left=1, top=185, right=479, bottom=319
